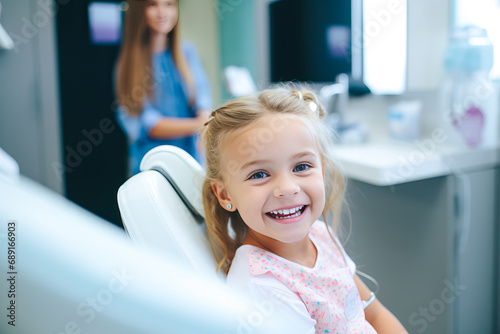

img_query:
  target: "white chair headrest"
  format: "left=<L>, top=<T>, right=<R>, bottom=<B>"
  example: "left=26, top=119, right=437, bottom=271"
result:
left=140, top=145, right=205, bottom=221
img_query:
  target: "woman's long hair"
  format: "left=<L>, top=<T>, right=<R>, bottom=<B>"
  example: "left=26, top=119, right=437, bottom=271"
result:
left=201, top=87, right=346, bottom=275
left=115, top=0, right=194, bottom=116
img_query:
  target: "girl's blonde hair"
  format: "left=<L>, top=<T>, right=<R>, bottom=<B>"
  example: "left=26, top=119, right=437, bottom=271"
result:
left=115, top=0, right=194, bottom=116
left=202, top=87, right=346, bottom=275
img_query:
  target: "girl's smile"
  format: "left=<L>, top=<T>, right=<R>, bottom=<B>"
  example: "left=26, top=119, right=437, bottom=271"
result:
left=265, top=204, right=308, bottom=223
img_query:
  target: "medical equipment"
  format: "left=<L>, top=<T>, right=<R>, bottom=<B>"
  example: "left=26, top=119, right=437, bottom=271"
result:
left=361, top=292, right=377, bottom=309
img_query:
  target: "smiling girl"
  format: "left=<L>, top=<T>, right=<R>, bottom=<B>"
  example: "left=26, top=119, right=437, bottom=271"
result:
left=201, top=87, right=407, bottom=333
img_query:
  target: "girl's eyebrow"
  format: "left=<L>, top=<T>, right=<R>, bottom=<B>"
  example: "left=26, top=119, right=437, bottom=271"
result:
left=239, top=159, right=269, bottom=172
left=239, top=151, right=318, bottom=171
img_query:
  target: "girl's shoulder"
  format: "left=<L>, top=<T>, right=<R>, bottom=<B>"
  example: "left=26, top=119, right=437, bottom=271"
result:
left=310, top=221, right=357, bottom=276
left=227, top=246, right=317, bottom=333
left=227, top=244, right=253, bottom=284
left=309, top=220, right=337, bottom=247
left=309, top=220, right=329, bottom=236
left=227, top=245, right=283, bottom=290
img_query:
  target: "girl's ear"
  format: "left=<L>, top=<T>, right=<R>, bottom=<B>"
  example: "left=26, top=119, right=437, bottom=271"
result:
left=211, top=180, right=233, bottom=210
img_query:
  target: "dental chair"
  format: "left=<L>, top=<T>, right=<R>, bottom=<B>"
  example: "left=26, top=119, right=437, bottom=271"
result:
left=116, top=145, right=220, bottom=279
left=0, top=146, right=291, bottom=333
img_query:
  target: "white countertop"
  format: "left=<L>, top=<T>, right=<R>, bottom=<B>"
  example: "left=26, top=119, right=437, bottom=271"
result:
left=329, top=89, right=500, bottom=186
left=333, top=141, right=500, bottom=186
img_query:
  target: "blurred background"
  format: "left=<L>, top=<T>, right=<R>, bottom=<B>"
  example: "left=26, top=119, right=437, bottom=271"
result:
left=0, top=0, right=499, bottom=333
left=0, top=0, right=498, bottom=226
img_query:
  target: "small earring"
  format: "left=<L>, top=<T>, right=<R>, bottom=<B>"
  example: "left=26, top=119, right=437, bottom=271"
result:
left=226, top=203, right=232, bottom=210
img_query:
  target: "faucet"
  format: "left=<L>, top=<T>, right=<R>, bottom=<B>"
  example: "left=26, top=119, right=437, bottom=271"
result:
left=319, top=73, right=349, bottom=132
left=319, top=73, right=368, bottom=144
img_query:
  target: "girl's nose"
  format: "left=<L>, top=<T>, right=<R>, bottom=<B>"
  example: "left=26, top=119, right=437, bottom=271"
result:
left=273, top=175, right=300, bottom=198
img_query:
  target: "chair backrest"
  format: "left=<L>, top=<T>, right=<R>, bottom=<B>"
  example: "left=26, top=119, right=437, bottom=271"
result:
left=117, top=145, right=220, bottom=279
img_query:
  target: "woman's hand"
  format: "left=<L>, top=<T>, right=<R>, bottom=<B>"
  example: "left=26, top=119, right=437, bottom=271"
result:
left=195, top=109, right=211, bottom=127
left=148, top=110, right=211, bottom=139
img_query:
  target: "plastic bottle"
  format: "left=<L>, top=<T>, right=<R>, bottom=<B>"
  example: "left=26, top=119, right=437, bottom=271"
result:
left=440, top=25, right=497, bottom=147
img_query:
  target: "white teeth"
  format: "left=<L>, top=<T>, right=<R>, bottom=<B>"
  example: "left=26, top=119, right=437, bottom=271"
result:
left=268, top=206, right=305, bottom=219
left=276, top=211, right=300, bottom=219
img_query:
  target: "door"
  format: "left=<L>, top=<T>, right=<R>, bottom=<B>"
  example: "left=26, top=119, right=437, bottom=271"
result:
left=56, top=0, right=127, bottom=227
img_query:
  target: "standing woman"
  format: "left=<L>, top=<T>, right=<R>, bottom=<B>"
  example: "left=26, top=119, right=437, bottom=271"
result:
left=115, top=0, right=212, bottom=174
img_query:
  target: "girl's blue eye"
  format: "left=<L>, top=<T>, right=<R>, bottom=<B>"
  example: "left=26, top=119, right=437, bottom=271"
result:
left=294, top=164, right=310, bottom=172
left=250, top=171, right=267, bottom=179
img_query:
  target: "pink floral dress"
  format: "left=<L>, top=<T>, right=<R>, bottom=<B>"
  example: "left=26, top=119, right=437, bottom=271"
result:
left=245, top=222, right=378, bottom=334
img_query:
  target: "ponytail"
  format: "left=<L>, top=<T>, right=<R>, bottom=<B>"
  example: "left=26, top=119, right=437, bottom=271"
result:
left=202, top=179, right=247, bottom=274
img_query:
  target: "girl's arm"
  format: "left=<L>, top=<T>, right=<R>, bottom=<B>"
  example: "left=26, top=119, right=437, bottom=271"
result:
left=354, top=274, right=408, bottom=333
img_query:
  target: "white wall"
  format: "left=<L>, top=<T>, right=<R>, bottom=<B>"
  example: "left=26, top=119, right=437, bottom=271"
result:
left=179, top=0, right=221, bottom=106
left=407, top=0, right=450, bottom=91
left=0, top=0, right=63, bottom=194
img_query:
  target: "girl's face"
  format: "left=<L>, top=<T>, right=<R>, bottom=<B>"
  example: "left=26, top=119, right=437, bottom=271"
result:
left=212, top=114, right=326, bottom=247
left=144, top=0, right=178, bottom=36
